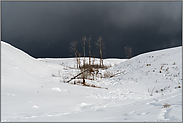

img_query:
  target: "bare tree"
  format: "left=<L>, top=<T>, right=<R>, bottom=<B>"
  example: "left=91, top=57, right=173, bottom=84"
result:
left=125, top=46, right=132, bottom=59
left=92, top=55, right=96, bottom=66
left=70, top=41, right=79, bottom=69
left=87, top=37, right=92, bottom=67
left=96, top=37, right=105, bottom=67
left=78, top=52, right=81, bottom=69
left=81, top=36, right=86, bottom=67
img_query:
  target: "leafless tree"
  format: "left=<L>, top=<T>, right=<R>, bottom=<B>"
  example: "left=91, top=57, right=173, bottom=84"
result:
left=78, top=52, right=81, bottom=69
left=96, top=37, right=105, bottom=67
left=87, top=37, right=92, bottom=67
left=125, top=46, right=132, bottom=59
left=81, top=36, right=86, bottom=67
left=70, top=41, right=79, bottom=69
left=92, top=55, right=96, bottom=66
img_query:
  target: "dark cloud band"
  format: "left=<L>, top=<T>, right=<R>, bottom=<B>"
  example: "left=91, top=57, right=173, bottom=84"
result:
left=2, top=1, right=182, bottom=58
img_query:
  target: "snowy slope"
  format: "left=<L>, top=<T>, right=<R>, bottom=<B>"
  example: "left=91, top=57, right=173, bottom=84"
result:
left=1, top=41, right=64, bottom=91
left=108, top=46, right=182, bottom=90
left=1, top=41, right=182, bottom=122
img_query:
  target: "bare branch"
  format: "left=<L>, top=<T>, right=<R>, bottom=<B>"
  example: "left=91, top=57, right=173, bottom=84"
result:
left=125, top=46, right=132, bottom=59
left=96, top=37, right=105, bottom=67
left=87, top=37, right=92, bottom=66
left=81, top=36, right=86, bottom=66
left=70, top=41, right=79, bottom=69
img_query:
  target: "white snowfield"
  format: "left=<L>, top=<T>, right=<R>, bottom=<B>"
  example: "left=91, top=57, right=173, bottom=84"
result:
left=1, top=41, right=182, bottom=122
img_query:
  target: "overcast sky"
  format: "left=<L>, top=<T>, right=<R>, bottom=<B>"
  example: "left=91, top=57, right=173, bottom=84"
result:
left=1, top=1, right=182, bottom=58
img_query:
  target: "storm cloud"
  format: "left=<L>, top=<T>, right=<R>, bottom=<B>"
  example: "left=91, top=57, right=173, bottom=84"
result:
left=1, top=1, right=182, bottom=58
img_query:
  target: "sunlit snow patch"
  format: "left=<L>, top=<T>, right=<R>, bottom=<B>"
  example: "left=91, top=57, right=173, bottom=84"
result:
left=32, top=105, right=39, bottom=108
left=80, top=103, right=88, bottom=106
left=52, top=87, right=62, bottom=91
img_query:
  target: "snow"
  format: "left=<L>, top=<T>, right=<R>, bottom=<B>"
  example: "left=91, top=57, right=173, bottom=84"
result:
left=1, top=41, right=182, bottom=122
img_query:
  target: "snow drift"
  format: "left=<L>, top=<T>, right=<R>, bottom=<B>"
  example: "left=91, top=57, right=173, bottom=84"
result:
left=1, top=41, right=182, bottom=122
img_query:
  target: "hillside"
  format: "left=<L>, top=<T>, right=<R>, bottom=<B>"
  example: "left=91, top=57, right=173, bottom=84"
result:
left=1, top=41, right=182, bottom=122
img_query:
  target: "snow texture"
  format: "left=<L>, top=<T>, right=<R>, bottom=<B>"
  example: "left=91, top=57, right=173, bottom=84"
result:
left=1, top=41, right=182, bottom=122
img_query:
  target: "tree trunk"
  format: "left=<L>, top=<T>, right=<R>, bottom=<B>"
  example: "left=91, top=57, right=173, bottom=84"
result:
left=88, top=38, right=91, bottom=67
left=66, top=69, right=88, bottom=83
left=75, top=52, right=78, bottom=69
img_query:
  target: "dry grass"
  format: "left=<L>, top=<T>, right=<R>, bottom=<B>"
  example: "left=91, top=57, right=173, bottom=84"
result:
left=80, top=63, right=111, bottom=70
left=148, top=87, right=155, bottom=96
left=52, top=74, right=57, bottom=77
left=103, top=71, right=113, bottom=78
left=175, top=86, right=181, bottom=89
left=78, top=63, right=113, bottom=80
left=147, top=64, right=151, bottom=66
left=166, top=67, right=169, bottom=71
left=163, top=103, right=171, bottom=108
left=71, top=79, right=108, bottom=89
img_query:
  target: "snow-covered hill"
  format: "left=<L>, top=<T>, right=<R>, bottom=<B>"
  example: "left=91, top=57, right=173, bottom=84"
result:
left=1, top=41, right=182, bottom=122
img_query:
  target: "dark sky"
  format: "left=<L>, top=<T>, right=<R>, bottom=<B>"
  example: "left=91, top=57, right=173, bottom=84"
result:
left=1, top=1, right=182, bottom=59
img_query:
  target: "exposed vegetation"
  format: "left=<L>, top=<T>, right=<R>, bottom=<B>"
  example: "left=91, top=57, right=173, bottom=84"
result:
left=81, top=36, right=87, bottom=67
left=163, top=103, right=171, bottom=108
left=70, top=79, right=108, bottom=90
left=96, top=37, right=105, bottom=67
left=70, top=41, right=79, bottom=69
left=88, top=37, right=92, bottom=66
left=68, top=36, right=112, bottom=83
left=148, top=87, right=155, bottom=96
left=80, top=63, right=111, bottom=70
left=125, top=46, right=132, bottom=59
